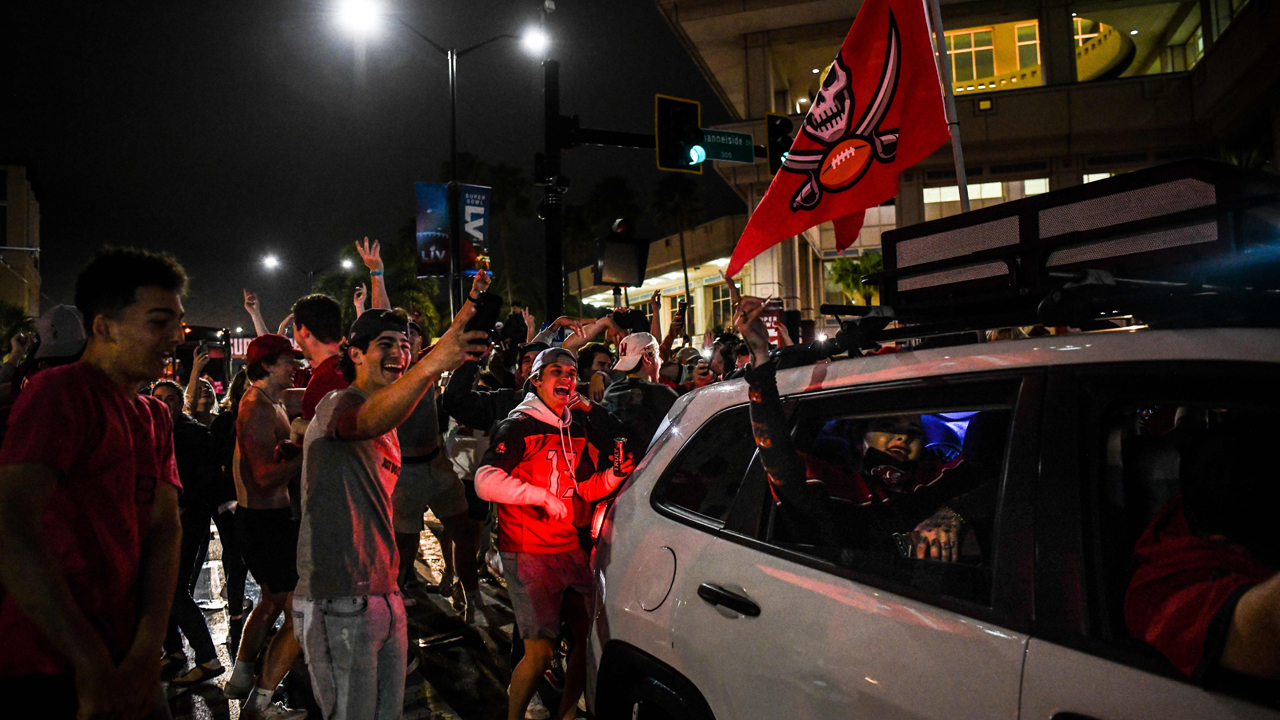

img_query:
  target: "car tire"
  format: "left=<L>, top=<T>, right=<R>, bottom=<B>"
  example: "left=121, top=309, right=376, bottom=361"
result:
left=600, top=675, right=707, bottom=720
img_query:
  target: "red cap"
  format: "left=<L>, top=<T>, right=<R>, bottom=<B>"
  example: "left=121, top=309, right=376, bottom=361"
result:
left=245, top=334, right=302, bottom=366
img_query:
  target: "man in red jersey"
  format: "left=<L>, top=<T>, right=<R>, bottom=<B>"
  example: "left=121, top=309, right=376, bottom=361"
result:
left=0, top=248, right=186, bottom=719
left=476, top=348, right=635, bottom=720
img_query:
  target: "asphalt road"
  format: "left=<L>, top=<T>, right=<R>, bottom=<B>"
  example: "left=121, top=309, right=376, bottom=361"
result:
left=165, top=516, right=583, bottom=720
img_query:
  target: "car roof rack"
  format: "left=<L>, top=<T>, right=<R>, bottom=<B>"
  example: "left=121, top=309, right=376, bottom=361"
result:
left=813, top=159, right=1280, bottom=351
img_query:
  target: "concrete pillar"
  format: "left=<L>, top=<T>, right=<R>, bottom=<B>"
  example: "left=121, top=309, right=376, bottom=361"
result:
left=745, top=32, right=774, bottom=118
left=897, top=171, right=925, bottom=227
left=1040, top=0, right=1077, bottom=86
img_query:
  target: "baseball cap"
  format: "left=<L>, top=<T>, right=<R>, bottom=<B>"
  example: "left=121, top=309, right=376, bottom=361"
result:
left=349, top=309, right=409, bottom=344
left=34, top=305, right=87, bottom=360
left=614, top=332, right=659, bottom=373
left=529, top=347, right=577, bottom=378
left=245, top=334, right=302, bottom=366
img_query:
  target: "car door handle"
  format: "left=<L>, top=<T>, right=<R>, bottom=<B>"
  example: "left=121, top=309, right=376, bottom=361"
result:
left=697, top=583, right=761, bottom=617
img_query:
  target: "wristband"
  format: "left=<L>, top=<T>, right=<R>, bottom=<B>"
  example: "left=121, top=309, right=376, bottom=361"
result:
left=468, top=294, right=482, bottom=303
left=369, top=270, right=384, bottom=277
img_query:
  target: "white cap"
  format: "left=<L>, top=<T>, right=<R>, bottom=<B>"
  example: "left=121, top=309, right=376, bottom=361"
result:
left=614, top=332, right=659, bottom=373
left=35, top=305, right=86, bottom=360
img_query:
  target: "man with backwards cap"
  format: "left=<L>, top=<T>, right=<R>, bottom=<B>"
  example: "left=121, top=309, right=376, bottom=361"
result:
left=293, top=304, right=487, bottom=719
left=601, top=331, right=679, bottom=452
left=476, top=347, right=636, bottom=720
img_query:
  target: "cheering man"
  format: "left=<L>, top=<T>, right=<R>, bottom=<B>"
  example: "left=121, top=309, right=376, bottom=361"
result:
left=476, top=348, right=635, bottom=720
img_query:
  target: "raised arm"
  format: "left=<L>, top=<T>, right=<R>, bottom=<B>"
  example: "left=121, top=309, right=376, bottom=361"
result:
left=335, top=304, right=488, bottom=441
left=650, top=291, right=662, bottom=339
left=736, top=296, right=825, bottom=516
left=243, top=289, right=270, bottom=337
left=184, top=349, right=210, bottom=413
left=353, top=283, right=367, bottom=316
left=562, top=315, right=618, bottom=354
left=357, top=237, right=391, bottom=310
left=522, top=307, right=536, bottom=344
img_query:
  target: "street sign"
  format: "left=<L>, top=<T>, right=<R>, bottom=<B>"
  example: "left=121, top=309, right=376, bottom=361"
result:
left=700, top=129, right=755, bottom=164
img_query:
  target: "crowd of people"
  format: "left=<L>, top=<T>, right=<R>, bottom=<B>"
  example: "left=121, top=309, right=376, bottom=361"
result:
left=0, top=242, right=1275, bottom=720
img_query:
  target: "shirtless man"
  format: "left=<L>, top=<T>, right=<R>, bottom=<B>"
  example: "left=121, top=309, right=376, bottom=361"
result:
left=224, top=333, right=306, bottom=720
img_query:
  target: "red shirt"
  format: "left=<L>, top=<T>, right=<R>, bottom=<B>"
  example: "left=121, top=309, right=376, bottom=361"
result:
left=1125, top=496, right=1275, bottom=678
left=0, top=362, right=182, bottom=675
left=302, top=354, right=348, bottom=421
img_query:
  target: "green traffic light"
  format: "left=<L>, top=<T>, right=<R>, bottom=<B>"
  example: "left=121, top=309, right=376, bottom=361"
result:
left=689, top=145, right=706, bottom=164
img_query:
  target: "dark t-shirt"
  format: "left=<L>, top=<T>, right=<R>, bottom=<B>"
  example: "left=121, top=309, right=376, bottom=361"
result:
left=601, top=377, right=678, bottom=451
left=173, top=413, right=223, bottom=510
left=0, top=362, right=182, bottom=675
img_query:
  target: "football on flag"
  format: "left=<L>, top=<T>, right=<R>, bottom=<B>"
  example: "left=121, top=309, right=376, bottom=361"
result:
left=725, top=0, right=951, bottom=278
left=820, top=138, right=873, bottom=189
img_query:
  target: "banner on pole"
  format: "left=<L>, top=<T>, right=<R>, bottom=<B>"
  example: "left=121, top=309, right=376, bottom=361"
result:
left=415, top=182, right=492, bottom=278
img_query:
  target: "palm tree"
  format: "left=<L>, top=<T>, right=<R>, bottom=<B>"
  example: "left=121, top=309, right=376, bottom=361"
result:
left=828, top=251, right=883, bottom=306
left=650, top=173, right=704, bottom=328
left=0, top=299, right=35, bottom=349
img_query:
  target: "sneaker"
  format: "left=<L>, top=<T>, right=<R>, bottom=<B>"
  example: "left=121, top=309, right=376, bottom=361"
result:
left=242, top=701, right=308, bottom=720
left=524, top=692, right=551, bottom=720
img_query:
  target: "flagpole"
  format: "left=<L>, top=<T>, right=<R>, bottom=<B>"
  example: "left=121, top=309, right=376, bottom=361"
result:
left=925, top=0, right=970, bottom=213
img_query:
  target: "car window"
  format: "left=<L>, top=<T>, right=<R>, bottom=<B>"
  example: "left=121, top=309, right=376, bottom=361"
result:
left=653, top=405, right=755, bottom=524
left=758, top=388, right=1015, bottom=608
left=1083, top=387, right=1280, bottom=704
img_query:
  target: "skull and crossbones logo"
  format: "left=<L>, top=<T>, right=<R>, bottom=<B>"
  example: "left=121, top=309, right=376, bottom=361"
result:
left=782, top=11, right=903, bottom=211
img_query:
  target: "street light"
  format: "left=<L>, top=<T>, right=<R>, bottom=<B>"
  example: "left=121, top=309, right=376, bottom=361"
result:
left=261, top=253, right=354, bottom=291
left=336, top=0, right=381, bottom=37
left=338, top=5, right=547, bottom=313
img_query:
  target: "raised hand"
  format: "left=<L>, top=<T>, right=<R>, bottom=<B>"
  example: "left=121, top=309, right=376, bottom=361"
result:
left=421, top=303, right=490, bottom=374
left=192, top=350, right=210, bottom=375
left=243, top=289, right=260, bottom=315
left=277, top=313, right=294, bottom=337
left=8, top=332, right=33, bottom=363
left=469, top=269, right=491, bottom=297
left=353, top=284, right=367, bottom=315
left=650, top=290, right=661, bottom=312
left=356, top=237, right=384, bottom=273
left=733, top=295, right=771, bottom=366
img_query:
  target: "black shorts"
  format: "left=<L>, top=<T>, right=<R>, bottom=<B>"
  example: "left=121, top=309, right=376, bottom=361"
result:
left=235, top=506, right=299, bottom=594
left=462, top=479, right=491, bottom=522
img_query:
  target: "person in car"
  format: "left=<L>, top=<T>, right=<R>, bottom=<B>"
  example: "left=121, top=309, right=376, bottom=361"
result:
left=734, top=295, right=996, bottom=562
left=1125, top=416, right=1279, bottom=693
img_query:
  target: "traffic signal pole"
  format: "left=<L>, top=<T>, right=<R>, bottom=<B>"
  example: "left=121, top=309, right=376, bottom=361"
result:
left=542, top=59, right=564, bottom=321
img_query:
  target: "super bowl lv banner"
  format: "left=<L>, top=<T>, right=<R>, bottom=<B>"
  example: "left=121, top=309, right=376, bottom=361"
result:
left=415, top=182, right=492, bottom=278
left=725, top=0, right=950, bottom=277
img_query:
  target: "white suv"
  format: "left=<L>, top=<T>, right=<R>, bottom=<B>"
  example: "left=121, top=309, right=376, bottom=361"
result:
left=585, top=328, right=1280, bottom=719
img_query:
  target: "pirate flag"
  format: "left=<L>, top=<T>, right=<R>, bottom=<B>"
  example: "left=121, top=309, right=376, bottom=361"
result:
left=725, top=0, right=949, bottom=278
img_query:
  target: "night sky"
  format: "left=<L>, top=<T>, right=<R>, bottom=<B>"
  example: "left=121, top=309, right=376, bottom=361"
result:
left=2, top=1, right=744, bottom=329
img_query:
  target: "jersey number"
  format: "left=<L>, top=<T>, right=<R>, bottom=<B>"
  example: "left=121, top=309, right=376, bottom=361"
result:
left=545, top=449, right=578, bottom=499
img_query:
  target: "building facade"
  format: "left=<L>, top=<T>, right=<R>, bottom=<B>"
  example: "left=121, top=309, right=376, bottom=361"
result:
left=1, top=166, right=41, bottom=316
left=577, top=0, right=1277, bottom=336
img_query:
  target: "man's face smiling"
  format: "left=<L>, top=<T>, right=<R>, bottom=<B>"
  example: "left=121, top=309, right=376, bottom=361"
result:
left=533, top=361, right=578, bottom=413
left=864, top=416, right=925, bottom=461
left=264, top=353, right=300, bottom=390
left=354, top=330, right=411, bottom=389
left=516, top=350, right=539, bottom=386
left=112, top=286, right=185, bottom=384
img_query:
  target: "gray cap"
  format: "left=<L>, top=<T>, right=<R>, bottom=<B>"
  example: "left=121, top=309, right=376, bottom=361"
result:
left=529, top=347, right=576, bottom=378
left=35, top=305, right=86, bottom=360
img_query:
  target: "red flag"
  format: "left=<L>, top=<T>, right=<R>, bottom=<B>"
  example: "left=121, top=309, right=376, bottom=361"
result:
left=725, top=0, right=949, bottom=278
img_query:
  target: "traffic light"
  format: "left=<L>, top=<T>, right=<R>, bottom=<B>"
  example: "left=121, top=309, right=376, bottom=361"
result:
left=655, top=94, right=703, bottom=174
left=766, top=112, right=794, bottom=176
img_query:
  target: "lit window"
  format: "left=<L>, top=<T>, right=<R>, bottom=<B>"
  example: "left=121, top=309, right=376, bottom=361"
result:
left=924, top=183, right=1003, bottom=203
left=946, top=28, right=995, bottom=82
left=1073, top=17, right=1100, bottom=46
left=1083, top=173, right=1113, bottom=184
left=710, top=284, right=734, bottom=333
left=1015, top=23, right=1040, bottom=69
left=1024, top=178, right=1050, bottom=195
